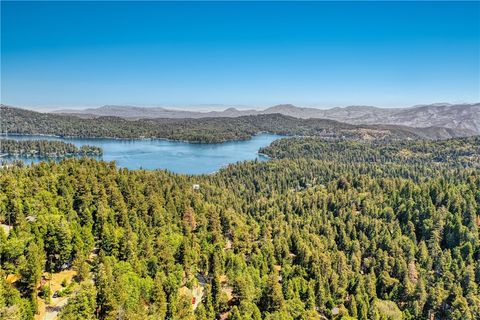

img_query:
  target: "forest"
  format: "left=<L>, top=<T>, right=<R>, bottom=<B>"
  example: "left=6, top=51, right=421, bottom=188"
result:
left=0, top=139, right=102, bottom=158
left=1, top=105, right=472, bottom=143
left=0, top=135, right=478, bottom=320
left=260, top=136, right=480, bottom=167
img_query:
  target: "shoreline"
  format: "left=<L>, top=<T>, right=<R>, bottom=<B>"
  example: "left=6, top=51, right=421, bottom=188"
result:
left=0, top=131, right=281, bottom=145
left=0, top=133, right=282, bottom=175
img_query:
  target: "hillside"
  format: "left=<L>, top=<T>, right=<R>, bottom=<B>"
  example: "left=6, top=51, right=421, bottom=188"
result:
left=1, top=136, right=479, bottom=319
left=2, top=105, right=475, bottom=142
left=52, top=103, right=480, bottom=134
left=260, top=136, right=480, bottom=167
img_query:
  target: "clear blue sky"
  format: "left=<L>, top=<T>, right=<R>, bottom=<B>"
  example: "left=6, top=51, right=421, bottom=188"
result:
left=1, top=1, right=479, bottom=109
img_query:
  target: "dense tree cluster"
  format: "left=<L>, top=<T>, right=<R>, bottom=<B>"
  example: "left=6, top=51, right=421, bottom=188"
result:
left=0, top=136, right=479, bottom=319
left=260, top=136, right=480, bottom=168
left=1, top=105, right=470, bottom=143
left=0, top=139, right=102, bottom=158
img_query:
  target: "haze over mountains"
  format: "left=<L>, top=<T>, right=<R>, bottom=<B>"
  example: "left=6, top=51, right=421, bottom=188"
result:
left=53, top=103, right=480, bottom=134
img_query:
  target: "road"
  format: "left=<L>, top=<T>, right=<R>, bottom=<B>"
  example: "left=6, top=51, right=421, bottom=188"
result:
left=43, top=296, right=70, bottom=320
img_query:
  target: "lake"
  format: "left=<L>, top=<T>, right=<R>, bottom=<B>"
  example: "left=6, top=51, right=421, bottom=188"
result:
left=1, top=134, right=282, bottom=174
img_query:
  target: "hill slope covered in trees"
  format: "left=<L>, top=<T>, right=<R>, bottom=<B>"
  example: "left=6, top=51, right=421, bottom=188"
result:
left=1, top=105, right=474, bottom=142
left=52, top=103, right=480, bottom=135
left=0, top=136, right=479, bottom=319
left=260, top=136, right=480, bottom=167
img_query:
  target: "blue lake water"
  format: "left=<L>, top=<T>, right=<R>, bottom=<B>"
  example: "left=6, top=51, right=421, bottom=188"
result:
left=1, top=134, right=282, bottom=174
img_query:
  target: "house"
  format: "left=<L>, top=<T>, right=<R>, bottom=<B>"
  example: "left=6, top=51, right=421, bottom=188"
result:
left=332, top=307, right=340, bottom=315
left=192, top=184, right=200, bottom=190
left=0, top=223, right=12, bottom=236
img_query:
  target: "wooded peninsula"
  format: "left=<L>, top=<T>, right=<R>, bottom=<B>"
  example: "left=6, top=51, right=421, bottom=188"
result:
left=0, top=139, right=102, bottom=158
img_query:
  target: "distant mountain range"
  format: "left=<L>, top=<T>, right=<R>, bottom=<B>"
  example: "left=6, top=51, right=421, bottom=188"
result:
left=53, top=105, right=258, bottom=120
left=53, top=103, right=480, bottom=134
left=1, top=104, right=474, bottom=141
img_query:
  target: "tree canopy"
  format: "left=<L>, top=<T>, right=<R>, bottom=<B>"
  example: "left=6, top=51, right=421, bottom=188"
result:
left=0, top=136, right=479, bottom=319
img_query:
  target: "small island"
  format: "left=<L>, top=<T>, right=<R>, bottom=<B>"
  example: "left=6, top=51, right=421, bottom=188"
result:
left=0, top=139, right=102, bottom=158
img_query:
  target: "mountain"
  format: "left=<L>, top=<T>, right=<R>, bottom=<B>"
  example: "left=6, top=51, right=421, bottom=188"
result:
left=306, top=103, right=480, bottom=134
left=2, top=105, right=475, bottom=142
left=53, top=105, right=256, bottom=119
left=259, top=103, right=480, bottom=134
left=52, top=103, right=480, bottom=134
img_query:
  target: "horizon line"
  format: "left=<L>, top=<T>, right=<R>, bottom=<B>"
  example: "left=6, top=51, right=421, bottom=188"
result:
left=1, top=101, right=479, bottom=113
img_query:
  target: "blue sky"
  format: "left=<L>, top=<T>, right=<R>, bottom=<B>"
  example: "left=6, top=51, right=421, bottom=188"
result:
left=1, top=1, right=479, bottom=109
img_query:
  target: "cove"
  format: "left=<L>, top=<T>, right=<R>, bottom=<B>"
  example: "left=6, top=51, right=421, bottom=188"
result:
left=1, top=134, right=282, bottom=174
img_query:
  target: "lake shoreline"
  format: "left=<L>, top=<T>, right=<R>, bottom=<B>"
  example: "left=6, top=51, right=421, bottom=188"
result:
left=1, top=133, right=284, bottom=174
left=0, top=131, right=275, bottom=145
